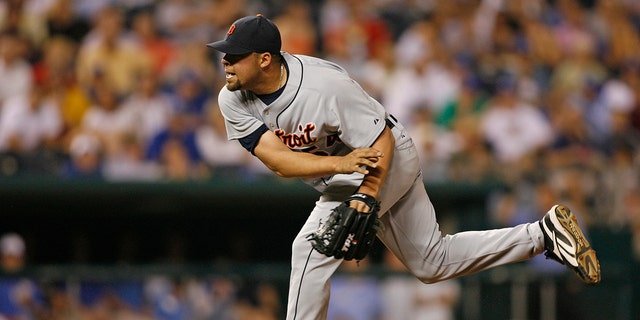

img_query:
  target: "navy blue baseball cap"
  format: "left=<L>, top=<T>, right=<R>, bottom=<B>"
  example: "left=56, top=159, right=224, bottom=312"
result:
left=207, top=14, right=281, bottom=55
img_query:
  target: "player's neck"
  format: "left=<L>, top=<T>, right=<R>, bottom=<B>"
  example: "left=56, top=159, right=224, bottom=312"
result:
left=254, top=62, right=286, bottom=95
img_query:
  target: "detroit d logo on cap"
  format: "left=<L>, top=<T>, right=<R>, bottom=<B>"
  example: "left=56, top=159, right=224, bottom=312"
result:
left=227, top=24, right=236, bottom=35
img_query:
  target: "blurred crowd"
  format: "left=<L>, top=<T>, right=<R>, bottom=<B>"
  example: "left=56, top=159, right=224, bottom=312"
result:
left=0, top=0, right=640, bottom=227
left=0, top=232, right=285, bottom=320
left=1, top=232, right=466, bottom=320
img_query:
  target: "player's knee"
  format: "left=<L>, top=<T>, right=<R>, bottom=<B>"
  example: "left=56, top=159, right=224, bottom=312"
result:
left=416, top=276, right=441, bottom=284
left=412, top=272, right=438, bottom=284
left=406, top=265, right=447, bottom=284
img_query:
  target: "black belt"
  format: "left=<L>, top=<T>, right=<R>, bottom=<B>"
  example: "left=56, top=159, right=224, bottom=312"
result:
left=385, top=114, right=398, bottom=129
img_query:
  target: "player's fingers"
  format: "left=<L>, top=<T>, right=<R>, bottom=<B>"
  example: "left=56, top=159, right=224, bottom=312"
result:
left=337, top=151, right=381, bottom=174
left=355, top=157, right=379, bottom=169
left=352, top=148, right=383, bottom=159
left=349, top=200, right=370, bottom=213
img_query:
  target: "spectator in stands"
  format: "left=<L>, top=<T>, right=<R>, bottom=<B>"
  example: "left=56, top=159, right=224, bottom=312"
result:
left=80, top=81, right=130, bottom=157
left=548, top=14, right=608, bottom=97
left=153, top=0, right=220, bottom=46
left=381, top=237, right=460, bottom=320
left=166, top=70, right=210, bottom=128
left=32, top=35, right=91, bottom=134
left=435, top=77, right=489, bottom=130
left=119, top=70, right=174, bottom=148
left=44, top=282, right=93, bottom=320
left=544, top=91, right=594, bottom=169
left=195, top=98, right=257, bottom=178
left=128, top=9, right=177, bottom=78
left=0, top=83, right=63, bottom=175
left=406, top=106, right=461, bottom=182
left=381, top=18, right=461, bottom=125
left=81, top=282, right=151, bottom=320
left=521, top=11, right=563, bottom=73
left=162, top=40, right=220, bottom=99
left=0, top=0, right=49, bottom=48
left=447, top=114, right=496, bottom=183
left=61, top=131, right=104, bottom=179
left=45, top=0, right=91, bottom=44
left=72, top=0, right=111, bottom=23
left=102, top=133, right=163, bottom=182
left=619, top=61, right=640, bottom=133
left=595, top=0, right=640, bottom=71
left=273, top=0, right=318, bottom=56
left=99, top=69, right=170, bottom=177
left=480, top=73, right=554, bottom=165
left=0, top=232, right=26, bottom=274
left=234, top=279, right=282, bottom=320
left=146, top=114, right=209, bottom=181
left=0, top=30, right=32, bottom=105
left=76, top=5, right=151, bottom=98
left=206, top=276, right=237, bottom=319
left=158, top=134, right=209, bottom=181
left=144, top=276, right=190, bottom=320
left=595, top=73, right=640, bottom=155
left=380, top=247, right=416, bottom=320
left=0, top=232, right=46, bottom=318
left=357, top=40, right=396, bottom=103
left=319, top=0, right=392, bottom=80
left=596, top=141, right=638, bottom=227
left=327, top=259, right=383, bottom=320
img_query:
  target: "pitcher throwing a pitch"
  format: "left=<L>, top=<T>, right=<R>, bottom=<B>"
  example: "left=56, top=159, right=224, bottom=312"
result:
left=206, top=14, right=600, bottom=320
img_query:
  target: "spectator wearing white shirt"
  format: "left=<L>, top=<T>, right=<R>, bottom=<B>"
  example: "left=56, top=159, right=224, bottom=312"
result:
left=0, top=31, right=32, bottom=105
left=480, top=74, right=554, bottom=164
left=0, top=84, right=63, bottom=177
left=195, top=98, right=264, bottom=178
left=80, top=82, right=131, bottom=158
left=382, top=19, right=461, bottom=126
left=0, top=85, right=62, bottom=154
left=119, top=70, right=174, bottom=148
left=381, top=241, right=460, bottom=320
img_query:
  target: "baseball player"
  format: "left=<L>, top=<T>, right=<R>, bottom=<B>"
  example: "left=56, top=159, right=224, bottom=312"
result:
left=206, top=14, right=601, bottom=320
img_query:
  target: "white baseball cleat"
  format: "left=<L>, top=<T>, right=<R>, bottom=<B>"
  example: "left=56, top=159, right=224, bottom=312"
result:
left=540, top=205, right=601, bottom=284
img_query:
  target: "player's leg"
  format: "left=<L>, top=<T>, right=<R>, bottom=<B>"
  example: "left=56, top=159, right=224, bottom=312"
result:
left=286, top=199, right=344, bottom=320
left=377, top=175, right=546, bottom=283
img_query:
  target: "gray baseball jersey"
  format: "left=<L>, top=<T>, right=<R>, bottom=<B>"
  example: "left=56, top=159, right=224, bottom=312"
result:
left=218, top=52, right=545, bottom=320
left=219, top=53, right=387, bottom=193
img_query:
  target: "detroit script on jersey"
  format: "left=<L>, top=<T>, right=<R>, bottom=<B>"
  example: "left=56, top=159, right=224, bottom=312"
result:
left=275, top=122, right=342, bottom=156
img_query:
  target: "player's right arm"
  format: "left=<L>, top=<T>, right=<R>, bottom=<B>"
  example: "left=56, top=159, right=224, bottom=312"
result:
left=253, top=130, right=383, bottom=179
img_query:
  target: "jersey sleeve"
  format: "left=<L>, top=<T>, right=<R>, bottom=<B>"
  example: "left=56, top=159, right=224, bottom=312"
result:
left=238, top=123, right=269, bottom=154
left=217, top=88, right=265, bottom=141
left=330, top=78, right=387, bottom=149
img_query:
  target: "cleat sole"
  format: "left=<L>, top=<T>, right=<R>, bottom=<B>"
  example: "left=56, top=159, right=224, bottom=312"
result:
left=554, top=205, right=601, bottom=284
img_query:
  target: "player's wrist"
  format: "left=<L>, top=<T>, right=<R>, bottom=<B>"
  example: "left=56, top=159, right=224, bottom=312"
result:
left=354, top=188, right=379, bottom=200
left=348, top=193, right=380, bottom=213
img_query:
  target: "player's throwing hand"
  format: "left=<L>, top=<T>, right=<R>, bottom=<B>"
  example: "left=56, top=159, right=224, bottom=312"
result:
left=335, top=148, right=383, bottom=175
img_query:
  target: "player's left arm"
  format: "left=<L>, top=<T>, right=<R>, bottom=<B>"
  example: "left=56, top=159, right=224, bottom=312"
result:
left=253, top=129, right=384, bottom=178
left=351, top=125, right=394, bottom=212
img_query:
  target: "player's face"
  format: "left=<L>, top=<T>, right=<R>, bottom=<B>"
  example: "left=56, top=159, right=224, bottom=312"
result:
left=221, top=52, right=261, bottom=91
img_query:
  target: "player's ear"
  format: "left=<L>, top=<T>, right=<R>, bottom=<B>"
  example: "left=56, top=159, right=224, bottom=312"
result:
left=257, top=52, right=274, bottom=69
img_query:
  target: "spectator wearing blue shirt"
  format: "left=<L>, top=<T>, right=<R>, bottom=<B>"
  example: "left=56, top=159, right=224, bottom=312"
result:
left=0, top=233, right=45, bottom=319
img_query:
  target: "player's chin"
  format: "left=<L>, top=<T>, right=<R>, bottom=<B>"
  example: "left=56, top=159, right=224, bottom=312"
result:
left=225, top=81, right=241, bottom=91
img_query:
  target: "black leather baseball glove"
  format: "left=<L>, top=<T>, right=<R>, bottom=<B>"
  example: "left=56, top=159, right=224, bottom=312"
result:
left=307, top=193, right=382, bottom=261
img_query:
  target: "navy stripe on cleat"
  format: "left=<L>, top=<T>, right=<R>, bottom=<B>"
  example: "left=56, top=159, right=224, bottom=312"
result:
left=540, top=205, right=601, bottom=284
